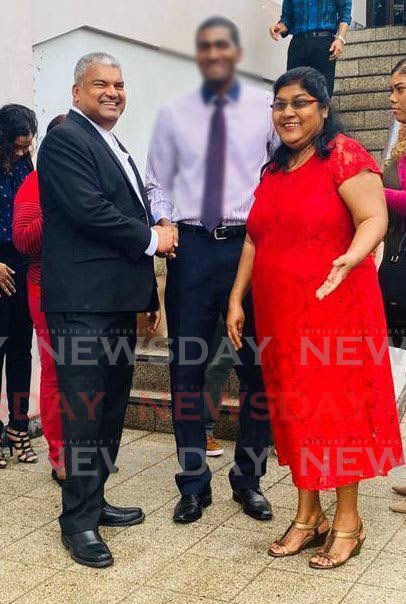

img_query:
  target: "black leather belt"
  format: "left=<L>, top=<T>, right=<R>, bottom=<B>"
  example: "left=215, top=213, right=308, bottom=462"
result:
left=294, top=31, right=334, bottom=39
left=178, top=223, right=246, bottom=240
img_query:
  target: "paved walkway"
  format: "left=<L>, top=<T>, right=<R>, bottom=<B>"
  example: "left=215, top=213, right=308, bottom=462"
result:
left=0, top=422, right=405, bottom=604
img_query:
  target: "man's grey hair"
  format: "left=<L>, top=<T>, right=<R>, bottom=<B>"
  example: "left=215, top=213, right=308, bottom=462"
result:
left=74, top=52, right=122, bottom=84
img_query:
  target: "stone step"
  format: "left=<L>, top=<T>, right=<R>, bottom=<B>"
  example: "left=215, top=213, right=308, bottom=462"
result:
left=134, top=353, right=170, bottom=393
left=346, top=128, right=389, bottom=150
left=342, top=37, right=405, bottom=60
left=369, top=149, right=383, bottom=164
left=346, top=25, right=406, bottom=44
left=125, top=389, right=240, bottom=440
left=335, top=73, right=389, bottom=94
left=333, top=90, right=389, bottom=111
left=338, top=108, right=392, bottom=131
left=336, top=54, right=405, bottom=78
left=133, top=353, right=241, bottom=397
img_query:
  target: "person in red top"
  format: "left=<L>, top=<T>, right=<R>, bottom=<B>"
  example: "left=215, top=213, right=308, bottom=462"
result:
left=13, top=114, right=67, bottom=483
left=227, top=67, right=404, bottom=570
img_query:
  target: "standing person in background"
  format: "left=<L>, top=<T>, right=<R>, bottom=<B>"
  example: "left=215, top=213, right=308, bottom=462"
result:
left=382, top=57, right=406, bottom=515
left=146, top=16, right=277, bottom=524
left=270, top=0, right=352, bottom=97
left=203, top=315, right=232, bottom=457
left=379, top=59, right=406, bottom=353
left=12, top=114, right=67, bottom=484
left=0, top=104, right=37, bottom=469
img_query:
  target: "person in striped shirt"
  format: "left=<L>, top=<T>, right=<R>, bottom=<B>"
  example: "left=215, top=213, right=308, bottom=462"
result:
left=270, top=0, right=352, bottom=96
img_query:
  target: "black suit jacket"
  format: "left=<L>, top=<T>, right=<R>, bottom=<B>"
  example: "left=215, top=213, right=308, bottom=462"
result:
left=38, top=110, right=158, bottom=313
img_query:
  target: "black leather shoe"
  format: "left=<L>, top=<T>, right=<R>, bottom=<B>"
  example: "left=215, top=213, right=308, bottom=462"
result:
left=99, top=502, right=145, bottom=527
left=173, top=487, right=212, bottom=524
left=232, top=488, right=273, bottom=521
left=61, top=530, right=113, bottom=568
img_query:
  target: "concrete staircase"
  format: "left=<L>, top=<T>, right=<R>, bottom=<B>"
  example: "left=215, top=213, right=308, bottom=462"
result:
left=127, top=346, right=241, bottom=440
left=126, top=259, right=241, bottom=439
left=334, top=25, right=406, bottom=163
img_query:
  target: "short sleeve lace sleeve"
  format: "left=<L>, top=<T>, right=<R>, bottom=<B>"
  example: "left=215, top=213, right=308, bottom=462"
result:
left=331, top=134, right=382, bottom=189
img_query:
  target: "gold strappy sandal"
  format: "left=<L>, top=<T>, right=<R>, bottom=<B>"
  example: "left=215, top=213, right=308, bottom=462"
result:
left=309, top=520, right=366, bottom=570
left=268, top=514, right=329, bottom=558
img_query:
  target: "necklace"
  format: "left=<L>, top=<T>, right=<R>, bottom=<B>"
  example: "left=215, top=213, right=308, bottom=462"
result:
left=288, top=142, right=315, bottom=171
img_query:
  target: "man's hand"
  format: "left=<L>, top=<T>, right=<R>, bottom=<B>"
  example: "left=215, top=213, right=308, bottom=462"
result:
left=329, top=38, right=344, bottom=61
left=145, top=309, right=161, bottom=334
left=270, top=22, right=288, bottom=41
left=0, top=263, right=16, bottom=297
left=153, top=220, right=178, bottom=258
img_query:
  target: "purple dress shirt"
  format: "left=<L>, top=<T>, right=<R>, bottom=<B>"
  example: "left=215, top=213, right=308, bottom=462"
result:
left=145, top=82, right=278, bottom=226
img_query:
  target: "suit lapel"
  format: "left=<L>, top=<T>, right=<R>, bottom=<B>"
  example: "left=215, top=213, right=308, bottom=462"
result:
left=67, top=110, right=148, bottom=216
left=115, top=137, right=155, bottom=225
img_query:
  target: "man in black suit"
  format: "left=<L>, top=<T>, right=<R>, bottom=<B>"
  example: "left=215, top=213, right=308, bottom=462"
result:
left=37, top=52, right=177, bottom=568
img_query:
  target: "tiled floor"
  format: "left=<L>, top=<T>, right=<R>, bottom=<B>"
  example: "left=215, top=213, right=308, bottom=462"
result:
left=0, top=424, right=405, bottom=604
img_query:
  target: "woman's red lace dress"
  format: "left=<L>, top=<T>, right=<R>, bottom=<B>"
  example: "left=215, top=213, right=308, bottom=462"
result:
left=248, top=134, right=404, bottom=490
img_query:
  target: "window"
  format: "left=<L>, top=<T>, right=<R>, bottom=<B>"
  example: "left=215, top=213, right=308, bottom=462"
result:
left=367, top=0, right=406, bottom=25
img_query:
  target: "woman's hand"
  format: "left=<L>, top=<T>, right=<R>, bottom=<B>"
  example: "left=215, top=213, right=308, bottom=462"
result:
left=0, top=263, right=16, bottom=297
left=145, top=309, right=161, bottom=334
left=227, top=300, right=245, bottom=351
left=316, top=252, right=358, bottom=300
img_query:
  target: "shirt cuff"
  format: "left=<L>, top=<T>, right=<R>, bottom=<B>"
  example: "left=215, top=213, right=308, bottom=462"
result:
left=145, top=228, right=159, bottom=256
left=152, top=211, right=172, bottom=224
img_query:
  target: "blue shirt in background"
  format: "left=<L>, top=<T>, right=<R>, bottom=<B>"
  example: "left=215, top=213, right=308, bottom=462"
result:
left=281, top=0, right=352, bottom=35
left=0, top=157, right=32, bottom=244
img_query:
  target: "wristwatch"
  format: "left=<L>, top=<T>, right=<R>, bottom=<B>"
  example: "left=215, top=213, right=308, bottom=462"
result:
left=335, top=34, right=346, bottom=45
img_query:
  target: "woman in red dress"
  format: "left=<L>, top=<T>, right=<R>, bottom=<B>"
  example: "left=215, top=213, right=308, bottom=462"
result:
left=12, top=114, right=67, bottom=483
left=227, top=67, right=404, bottom=569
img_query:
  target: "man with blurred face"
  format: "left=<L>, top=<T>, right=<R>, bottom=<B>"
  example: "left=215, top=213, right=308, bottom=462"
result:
left=38, top=52, right=177, bottom=568
left=146, top=17, right=277, bottom=524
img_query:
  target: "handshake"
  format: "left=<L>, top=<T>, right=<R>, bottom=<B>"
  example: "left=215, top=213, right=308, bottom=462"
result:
left=152, top=218, right=179, bottom=258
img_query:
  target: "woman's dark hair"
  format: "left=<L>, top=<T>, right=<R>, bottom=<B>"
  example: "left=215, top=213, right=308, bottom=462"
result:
left=391, top=58, right=406, bottom=76
left=264, top=67, right=343, bottom=174
left=0, top=104, right=38, bottom=172
left=47, top=114, right=67, bottom=134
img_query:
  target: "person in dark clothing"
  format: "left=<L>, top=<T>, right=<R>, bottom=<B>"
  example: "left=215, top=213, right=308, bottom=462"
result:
left=0, top=104, right=37, bottom=469
left=270, top=0, right=352, bottom=97
left=38, top=52, right=176, bottom=568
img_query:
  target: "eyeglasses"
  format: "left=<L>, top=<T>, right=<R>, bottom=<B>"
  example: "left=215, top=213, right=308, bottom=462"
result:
left=271, top=99, right=320, bottom=112
left=390, top=86, right=406, bottom=94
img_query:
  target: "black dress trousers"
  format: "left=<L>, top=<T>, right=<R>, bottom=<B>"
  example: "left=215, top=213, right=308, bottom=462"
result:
left=287, top=34, right=337, bottom=97
left=165, top=227, right=271, bottom=496
left=46, top=311, right=137, bottom=535
left=0, top=243, right=33, bottom=432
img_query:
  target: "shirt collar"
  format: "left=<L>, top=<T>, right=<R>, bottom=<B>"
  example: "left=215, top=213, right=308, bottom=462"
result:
left=201, top=80, right=241, bottom=104
left=71, top=106, right=114, bottom=143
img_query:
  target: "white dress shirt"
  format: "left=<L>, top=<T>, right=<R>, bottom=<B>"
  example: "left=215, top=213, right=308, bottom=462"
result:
left=71, top=107, right=158, bottom=255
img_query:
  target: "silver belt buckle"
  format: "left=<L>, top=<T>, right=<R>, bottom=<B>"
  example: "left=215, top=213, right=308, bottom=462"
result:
left=213, top=227, right=228, bottom=240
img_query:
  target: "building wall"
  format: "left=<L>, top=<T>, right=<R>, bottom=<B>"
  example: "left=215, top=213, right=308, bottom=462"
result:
left=33, top=28, right=270, bottom=172
left=352, top=0, right=367, bottom=26
left=0, top=0, right=34, bottom=106
left=32, top=0, right=289, bottom=81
